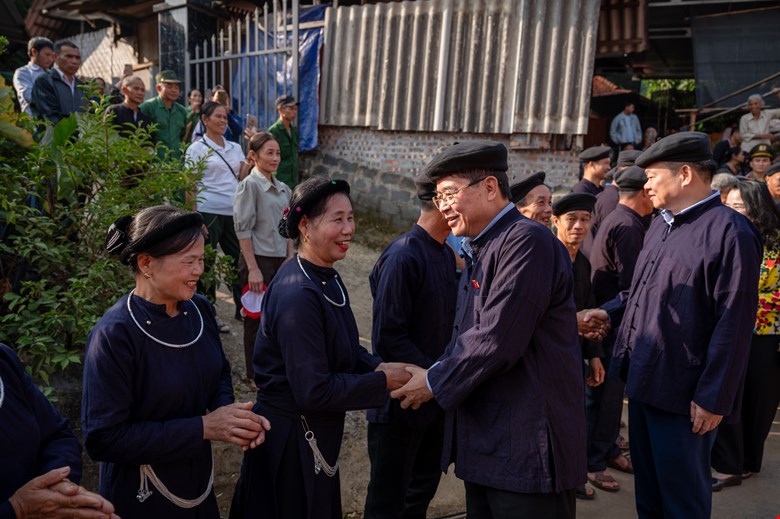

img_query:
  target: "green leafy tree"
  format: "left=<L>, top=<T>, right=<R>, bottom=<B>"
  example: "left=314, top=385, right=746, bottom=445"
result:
left=0, top=92, right=231, bottom=392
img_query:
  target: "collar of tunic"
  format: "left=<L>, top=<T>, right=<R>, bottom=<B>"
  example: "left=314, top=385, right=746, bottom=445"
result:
left=660, top=190, right=719, bottom=227
left=462, top=202, right=515, bottom=259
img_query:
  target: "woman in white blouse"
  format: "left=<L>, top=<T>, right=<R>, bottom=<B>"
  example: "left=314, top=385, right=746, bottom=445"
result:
left=185, top=101, right=247, bottom=331
left=233, top=131, right=293, bottom=383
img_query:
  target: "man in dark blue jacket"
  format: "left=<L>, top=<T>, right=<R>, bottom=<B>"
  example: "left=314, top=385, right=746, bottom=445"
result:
left=30, top=41, right=88, bottom=124
left=364, top=172, right=456, bottom=519
left=391, top=141, right=586, bottom=519
left=592, top=132, right=762, bottom=518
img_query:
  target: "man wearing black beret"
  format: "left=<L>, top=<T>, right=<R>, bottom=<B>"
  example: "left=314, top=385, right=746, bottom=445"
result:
left=589, top=132, right=762, bottom=517
left=587, top=165, right=653, bottom=490
left=582, top=149, right=642, bottom=257
left=510, top=171, right=552, bottom=226
left=573, top=145, right=612, bottom=196
left=391, top=141, right=587, bottom=518
left=363, top=173, right=457, bottom=518
left=551, top=193, right=615, bottom=497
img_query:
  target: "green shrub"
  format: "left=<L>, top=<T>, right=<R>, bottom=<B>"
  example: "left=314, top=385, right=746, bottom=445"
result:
left=0, top=96, right=231, bottom=391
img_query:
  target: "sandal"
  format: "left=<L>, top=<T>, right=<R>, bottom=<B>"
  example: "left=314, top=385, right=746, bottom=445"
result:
left=588, top=471, right=620, bottom=492
left=607, top=453, right=633, bottom=474
left=576, top=483, right=596, bottom=500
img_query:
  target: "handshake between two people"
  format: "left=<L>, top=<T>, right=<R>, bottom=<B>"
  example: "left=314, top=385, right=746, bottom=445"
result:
left=577, top=308, right=611, bottom=341
left=375, top=363, right=434, bottom=411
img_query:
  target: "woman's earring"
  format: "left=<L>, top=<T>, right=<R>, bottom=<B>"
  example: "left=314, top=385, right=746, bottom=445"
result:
left=304, top=234, right=309, bottom=243
left=143, top=271, right=152, bottom=279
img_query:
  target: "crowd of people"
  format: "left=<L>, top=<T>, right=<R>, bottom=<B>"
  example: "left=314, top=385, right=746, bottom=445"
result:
left=2, top=35, right=779, bottom=519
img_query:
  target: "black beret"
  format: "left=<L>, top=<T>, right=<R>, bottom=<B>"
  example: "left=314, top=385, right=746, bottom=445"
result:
left=278, top=178, right=350, bottom=239
left=424, top=141, right=508, bottom=180
left=579, top=145, right=612, bottom=163
left=510, top=171, right=546, bottom=204
left=766, top=161, right=780, bottom=178
left=413, top=171, right=436, bottom=201
left=635, top=131, right=712, bottom=168
left=106, top=211, right=204, bottom=265
left=606, top=150, right=642, bottom=181
left=552, top=193, right=596, bottom=216
left=275, top=95, right=298, bottom=107
left=615, top=165, right=647, bottom=191
left=749, top=143, right=775, bottom=160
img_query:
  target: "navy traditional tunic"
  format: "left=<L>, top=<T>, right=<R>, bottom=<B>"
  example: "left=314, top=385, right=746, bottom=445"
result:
left=0, top=344, right=82, bottom=519
left=572, top=251, right=603, bottom=360
left=590, top=204, right=647, bottom=306
left=582, top=184, right=619, bottom=255
left=572, top=178, right=603, bottom=196
left=427, top=207, right=586, bottom=494
left=367, top=224, right=456, bottom=426
left=230, top=256, right=387, bottom=519
left=82, top=293, right=233, bottom=519
left=603, top=195, right=762, bottom=418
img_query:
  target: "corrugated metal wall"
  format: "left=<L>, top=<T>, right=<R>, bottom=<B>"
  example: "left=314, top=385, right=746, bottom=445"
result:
left=320, top=0, right=601, bottom=136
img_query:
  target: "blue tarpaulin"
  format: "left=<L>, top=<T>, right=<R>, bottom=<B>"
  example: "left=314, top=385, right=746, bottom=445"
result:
left=231, top=4, right=326, bottom=152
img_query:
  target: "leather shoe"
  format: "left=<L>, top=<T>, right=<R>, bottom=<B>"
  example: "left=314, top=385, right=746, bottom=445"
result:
left=712, top=475, right=742, bottom=492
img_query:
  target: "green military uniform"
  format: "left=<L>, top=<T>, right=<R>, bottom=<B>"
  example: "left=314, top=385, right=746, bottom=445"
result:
left=268, top=119, right=299, bottom=189
left=139, top=96, right=188, bottom=159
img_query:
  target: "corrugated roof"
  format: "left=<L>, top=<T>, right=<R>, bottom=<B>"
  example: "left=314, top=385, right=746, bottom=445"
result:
left=320, top=0, right=601, bottom=136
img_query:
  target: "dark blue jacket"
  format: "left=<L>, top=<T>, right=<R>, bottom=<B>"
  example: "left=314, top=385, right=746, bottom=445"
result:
left=427, top=209, right=586, bottom=493
left=367, top=224, right=456, bottom=426
left=0, top=344, right=82, bottom=519
left=30, top=68, right=88, bottom=123
left=603, top=195, right=762, bottom=419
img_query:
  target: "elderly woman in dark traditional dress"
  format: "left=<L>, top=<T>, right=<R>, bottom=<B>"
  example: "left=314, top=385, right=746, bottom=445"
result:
left=82, top=205, right=270, bottom=518
left=229, top=178, right=411, bottom=519
left=0, top=343, right=118, bottom=519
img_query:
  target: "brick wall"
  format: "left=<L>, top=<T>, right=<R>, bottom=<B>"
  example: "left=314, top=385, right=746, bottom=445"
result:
left=301, top=126, right=582, bottom=229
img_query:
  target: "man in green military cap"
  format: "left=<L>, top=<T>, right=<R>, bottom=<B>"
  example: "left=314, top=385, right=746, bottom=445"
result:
left=268, top=95, right=300, bottom=189
left=140, top=70, right=188, bottom=160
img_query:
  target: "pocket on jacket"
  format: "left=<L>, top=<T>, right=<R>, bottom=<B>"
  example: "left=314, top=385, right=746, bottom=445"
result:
left=463, top=400, right=510, bottom=458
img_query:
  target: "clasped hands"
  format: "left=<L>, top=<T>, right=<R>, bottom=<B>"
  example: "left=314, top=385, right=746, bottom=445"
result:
left=203, top=402, right=272, bottom=452
left=577, top=308, right=611, bottom=341
left=374, top=363, right=434, bottom=411
left=9, top=466, right=120, bottom=519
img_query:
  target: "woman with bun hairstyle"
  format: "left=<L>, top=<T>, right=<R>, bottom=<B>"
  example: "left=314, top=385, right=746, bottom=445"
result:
left=82, top=205, right=270, bottom=518
left=233, top=131, right=292, bottom=383
left=229, top=178, right=412, bottom=519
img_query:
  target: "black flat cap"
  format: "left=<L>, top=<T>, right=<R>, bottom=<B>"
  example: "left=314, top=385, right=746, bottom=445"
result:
left=424, top=141, right=508, bottom=180
left=579, top=145, right=612, bottom=163
left=606, top=150, right=642, bottom=181
left=766, top=162, right=780, bottom=178
left=635, top=131, right=712, bottom=168
left=749, top=143, right=774, bottom=160
left=275, top=95, right=298, bottom=107
left=414, top=171, right=436, bottom=200
left=552, top=193, right=596, bottom=216
left=615, top=165, right=647, bottom=191
left=510, top=171, right=546, bottom=204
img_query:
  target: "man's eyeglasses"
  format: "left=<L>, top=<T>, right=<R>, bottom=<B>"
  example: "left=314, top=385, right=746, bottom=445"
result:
left=432, top=177, right=487, bottom=208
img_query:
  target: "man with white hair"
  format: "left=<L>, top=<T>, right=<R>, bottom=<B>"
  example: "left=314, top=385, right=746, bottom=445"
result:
left=739, top=94, right=780, bottom=153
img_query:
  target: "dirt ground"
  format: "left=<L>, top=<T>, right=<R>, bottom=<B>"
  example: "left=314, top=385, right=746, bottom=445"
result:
left=210, top=224, right=466, bottom=518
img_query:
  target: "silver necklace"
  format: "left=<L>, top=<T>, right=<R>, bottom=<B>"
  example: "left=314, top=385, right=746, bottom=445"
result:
left=126, top=289, right=204, bottom=348
left=0, top=374, right=4, bottom=409
left=297, top=255, right=346, bottom=307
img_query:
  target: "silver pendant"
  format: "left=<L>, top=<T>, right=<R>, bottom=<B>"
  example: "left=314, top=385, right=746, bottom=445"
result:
left=137, top=489, right=153, bottom=502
